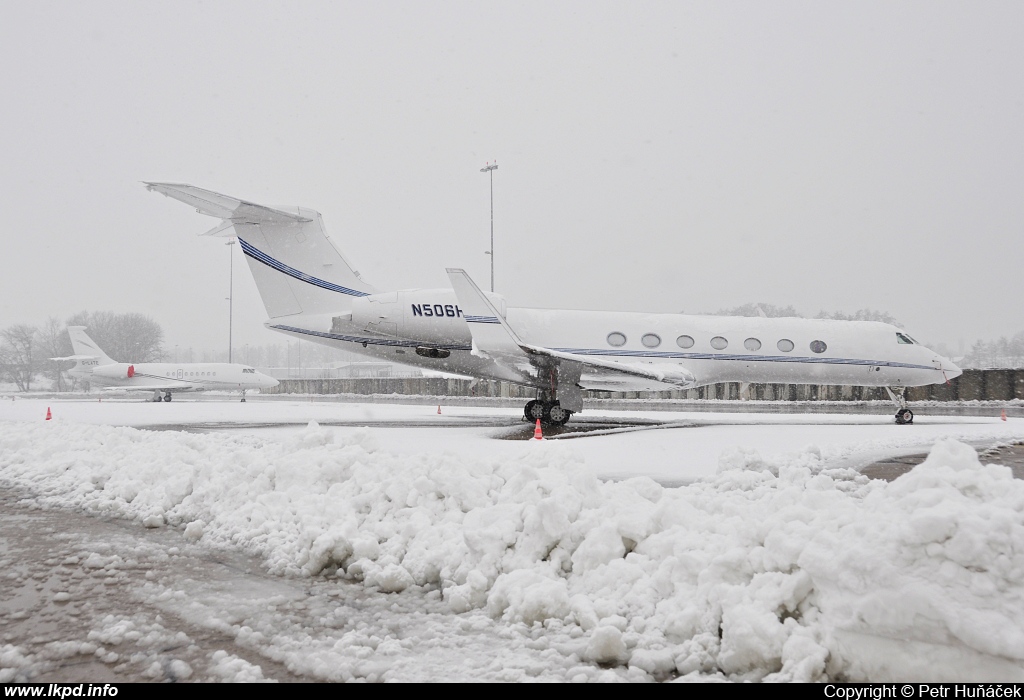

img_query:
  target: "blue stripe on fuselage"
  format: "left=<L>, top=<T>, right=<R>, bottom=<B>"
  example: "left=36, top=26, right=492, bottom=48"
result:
left=269, top=324, right=932, bottom=371
left=552, top=347, right=933, bottom=370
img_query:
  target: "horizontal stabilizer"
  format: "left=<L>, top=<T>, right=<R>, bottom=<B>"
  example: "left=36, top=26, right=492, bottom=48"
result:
left=144, top=182, right=312, bottom=226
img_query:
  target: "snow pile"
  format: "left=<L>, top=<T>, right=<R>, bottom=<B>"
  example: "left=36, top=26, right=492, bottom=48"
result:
left=1, top=420, right=1022, bottom=681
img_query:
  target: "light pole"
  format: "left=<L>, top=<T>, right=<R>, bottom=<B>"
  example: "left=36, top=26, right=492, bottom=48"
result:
left=226, top=240, right=235, bottom=363
left=480, top=162, right=498, bottom=292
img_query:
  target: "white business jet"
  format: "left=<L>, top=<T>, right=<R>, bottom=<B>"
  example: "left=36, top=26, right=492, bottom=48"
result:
left=145, top=183, right=961, bottom=425
left=59, top=326, right=278, bottom=402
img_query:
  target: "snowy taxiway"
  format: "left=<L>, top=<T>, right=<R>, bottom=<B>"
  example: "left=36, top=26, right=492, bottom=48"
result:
left=0, top=396, right=1022, bottom=682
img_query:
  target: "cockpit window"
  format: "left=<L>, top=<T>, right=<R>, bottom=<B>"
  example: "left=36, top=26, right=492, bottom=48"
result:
left=896, top=333, right=914, bottom=345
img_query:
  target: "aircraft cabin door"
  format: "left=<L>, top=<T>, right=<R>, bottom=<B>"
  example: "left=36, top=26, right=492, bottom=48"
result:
left=177, top=369, right=183, bottom=380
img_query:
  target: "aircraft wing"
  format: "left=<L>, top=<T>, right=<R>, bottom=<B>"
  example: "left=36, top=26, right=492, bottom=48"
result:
left=101, top=384, right=200, bottom=393
left=143, top=182, right=312, bottom=233
left=446, top=269, right=695, bottom=391
left=49, top=355, right=97, bottom=361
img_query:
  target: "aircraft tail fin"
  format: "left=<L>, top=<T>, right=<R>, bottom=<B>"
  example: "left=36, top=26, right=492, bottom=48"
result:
left=145, top=183, right=377, bottom=318
left=66, top=327, right=115, bottom=366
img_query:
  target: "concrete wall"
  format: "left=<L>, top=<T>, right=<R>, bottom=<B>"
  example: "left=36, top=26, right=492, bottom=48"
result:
left=264, top=368, right=1024, bottom=401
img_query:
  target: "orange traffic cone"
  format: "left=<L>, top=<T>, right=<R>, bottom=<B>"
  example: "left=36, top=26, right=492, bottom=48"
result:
left=437, top=405, right=442, bottom=415
left=533, top=419, right=543, bottom=440
left=1001, top=409, right=1007, bottom=421
left=45, top=407, right=52, bottom=421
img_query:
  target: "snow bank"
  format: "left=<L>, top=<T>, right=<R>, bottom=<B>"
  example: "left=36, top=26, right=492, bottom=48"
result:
left=1, top=421, right=1022, bottom=681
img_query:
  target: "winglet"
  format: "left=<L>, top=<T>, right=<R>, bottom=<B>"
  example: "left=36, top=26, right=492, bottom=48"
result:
left=446, top=268, right=525, bottom=359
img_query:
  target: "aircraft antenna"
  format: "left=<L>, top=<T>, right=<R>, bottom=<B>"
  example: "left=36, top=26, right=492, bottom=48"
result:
left=227, top=239, right=235, bottom=363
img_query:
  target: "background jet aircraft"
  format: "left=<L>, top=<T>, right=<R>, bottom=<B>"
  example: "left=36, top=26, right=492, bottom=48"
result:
left=58, top=326, right=278, bottom=402
left=146, top=183, right=961, bottom=424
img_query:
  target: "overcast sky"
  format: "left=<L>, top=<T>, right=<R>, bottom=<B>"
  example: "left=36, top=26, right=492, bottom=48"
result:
left=2, top=1, right=1022, bottom=356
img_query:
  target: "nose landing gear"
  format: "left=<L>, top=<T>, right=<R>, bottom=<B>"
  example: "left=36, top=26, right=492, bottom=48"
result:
left=885, top=387, right=913, bottom=425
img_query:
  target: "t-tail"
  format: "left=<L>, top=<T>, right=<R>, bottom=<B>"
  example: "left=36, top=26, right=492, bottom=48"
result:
left=145, top=183, right=376, bottom=319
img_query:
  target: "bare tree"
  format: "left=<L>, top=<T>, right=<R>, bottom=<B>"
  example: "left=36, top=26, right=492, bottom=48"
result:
left=962, top=331, right=1024, bottom=368
left=0, top=324, right=38, bottom=391
left=713, top=303, right=802, bottom=318
left=265, top=343, right=283, bottom=368
left=37, top=316, right=74, bottom=391
left=65, top=311, right=164, bottom=362
left=815, top=308, right=901, bottom=326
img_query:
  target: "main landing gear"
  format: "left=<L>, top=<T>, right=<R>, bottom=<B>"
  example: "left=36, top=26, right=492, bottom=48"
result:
left=524, top=399, right=572, bottom=427
left=151, top=391, right=172, bottom=402
left=885, top=387, right=913, bottom=425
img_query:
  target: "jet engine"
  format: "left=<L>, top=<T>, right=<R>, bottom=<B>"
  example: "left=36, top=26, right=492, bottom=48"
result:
left=92, top=363, right=135, bottom=379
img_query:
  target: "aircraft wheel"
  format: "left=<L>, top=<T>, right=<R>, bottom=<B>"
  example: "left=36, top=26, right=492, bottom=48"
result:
left=895, top=408, right=913, bottom=425
left=153, top=395, right=163, bottom=402
left=164, top=394, right=172, bottom=402
left=545, top=402, right=572, bottom=426
left=525, top=400, right=545, bottom=422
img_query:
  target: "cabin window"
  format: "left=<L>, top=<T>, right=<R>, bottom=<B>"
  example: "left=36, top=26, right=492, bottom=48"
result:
left=710, top=336, right=728, bottom=350
left=744, top=338, right=761, bottom=351
left=676, top=335, right=694, bottom=349
left=810, top=340, right=827, bottom=353
left=607, top=332, right=627, bottom=347
left=641, top=333, right=661, bottom=348
left=777, top=339, right=794, bottom=352
left=896, top=333, right=914, bottom=344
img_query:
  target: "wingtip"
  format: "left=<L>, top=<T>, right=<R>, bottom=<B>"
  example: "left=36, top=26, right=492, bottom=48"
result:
left=143, top=181, right=171, bottom=194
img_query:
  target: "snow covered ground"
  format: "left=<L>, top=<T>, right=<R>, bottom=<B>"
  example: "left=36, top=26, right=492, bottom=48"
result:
left=1, top=396, right=1023, bottom=682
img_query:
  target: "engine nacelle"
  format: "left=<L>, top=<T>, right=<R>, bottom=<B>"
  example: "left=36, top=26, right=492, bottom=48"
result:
left=93, top=363, right=135, bottom=379
left=349, top=288, right=505, bottom=346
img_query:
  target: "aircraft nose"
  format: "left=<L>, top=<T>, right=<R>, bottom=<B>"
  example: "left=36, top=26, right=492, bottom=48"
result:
left=263, top=374, right=279, bottom=388
left=935, top=356, right=962, bottom=381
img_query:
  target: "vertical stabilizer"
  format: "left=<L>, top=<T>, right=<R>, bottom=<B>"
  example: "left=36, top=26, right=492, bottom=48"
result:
left=145, top=183, right=376, bottom=318
left=66, top=327, right=115, bottom=365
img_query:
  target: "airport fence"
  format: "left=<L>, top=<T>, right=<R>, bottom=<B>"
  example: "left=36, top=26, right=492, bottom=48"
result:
left=262, top=368, right=1024, bottom=402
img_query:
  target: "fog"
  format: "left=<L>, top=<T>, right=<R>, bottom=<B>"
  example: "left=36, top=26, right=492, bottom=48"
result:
left=2, top=1, right=1022, bottom=355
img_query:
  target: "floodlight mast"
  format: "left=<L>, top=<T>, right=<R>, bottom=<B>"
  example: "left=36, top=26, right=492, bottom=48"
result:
left=480, top=162, right=498, bottom=292
left=227, top=239, right=235, bottom=363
